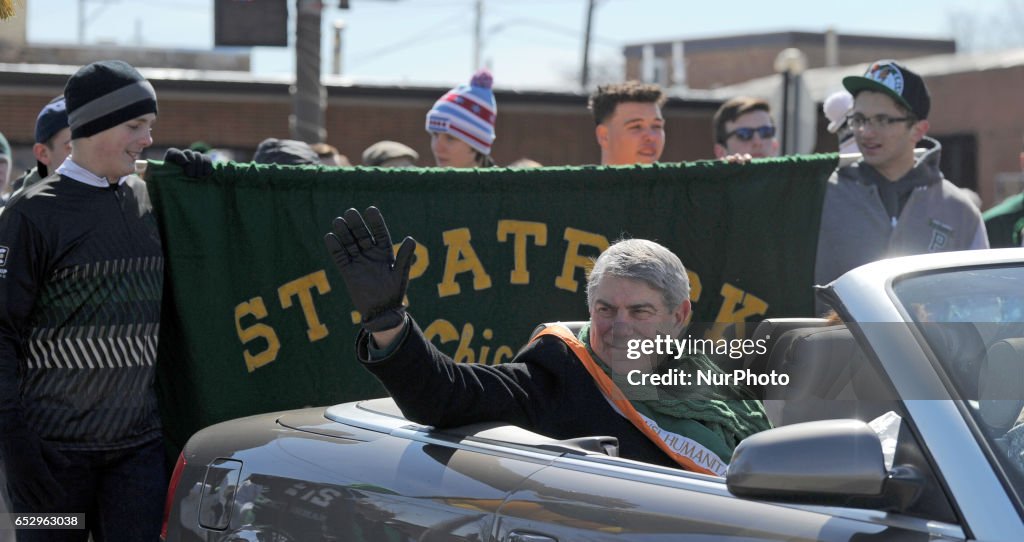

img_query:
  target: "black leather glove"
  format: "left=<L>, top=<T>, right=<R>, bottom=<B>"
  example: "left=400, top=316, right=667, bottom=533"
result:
left=164, top=148, right=214, bottom=178
left=324, top=207, right=416, bottom=332
left=0, top=422, right=69, bottom=509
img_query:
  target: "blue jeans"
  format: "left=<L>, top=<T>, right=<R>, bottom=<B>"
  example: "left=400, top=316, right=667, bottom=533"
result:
left=10, top=438, right=167, bottom=542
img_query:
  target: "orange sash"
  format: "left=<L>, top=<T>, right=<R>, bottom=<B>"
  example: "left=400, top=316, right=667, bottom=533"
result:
left=533, top=325, right=727, bottom=476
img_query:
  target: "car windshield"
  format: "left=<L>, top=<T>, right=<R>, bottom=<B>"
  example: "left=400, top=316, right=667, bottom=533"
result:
left=892, top=264, right=1024, bottom=494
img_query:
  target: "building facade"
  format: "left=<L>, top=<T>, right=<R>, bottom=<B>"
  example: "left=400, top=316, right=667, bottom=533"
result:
left=624, top=31, right=955, bottom=90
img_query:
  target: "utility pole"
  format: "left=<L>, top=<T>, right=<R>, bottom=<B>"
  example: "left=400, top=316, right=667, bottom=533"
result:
left=774, top=48, right=809, bottom=155
left=332, top=19, right=346, bottom=76
left=78, top=0, right=86, bottom=43
left=580, top=0, right=597, bottom=89
left=473, top=0, right=483, bottom=71
left=78, top=0, right=118, bottom=45
left=292, top=0, right=326, bottom=143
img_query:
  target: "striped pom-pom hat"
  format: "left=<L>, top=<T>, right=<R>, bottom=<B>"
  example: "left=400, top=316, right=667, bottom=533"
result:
left=425, top=70, right=496, bottom=155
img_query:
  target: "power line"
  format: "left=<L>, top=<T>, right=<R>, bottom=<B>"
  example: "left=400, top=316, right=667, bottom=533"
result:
left=356, top=0, right=481, bottom=8
left=485, top=16, right=618, bottom=47
left=95, top=0, right=208, bottom=9
left=348, top=12, right=469, bottom=67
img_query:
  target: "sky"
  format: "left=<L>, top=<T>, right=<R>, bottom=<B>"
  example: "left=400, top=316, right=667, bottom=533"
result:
left=21, top=0, right=993, bottom=91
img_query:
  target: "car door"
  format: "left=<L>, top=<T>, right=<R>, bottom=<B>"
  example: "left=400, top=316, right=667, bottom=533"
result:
left=261, top=409, right=560, bottom=541
left=170, top=404, right=554, bottom=541
left=493, top=454, right=953, bottom=541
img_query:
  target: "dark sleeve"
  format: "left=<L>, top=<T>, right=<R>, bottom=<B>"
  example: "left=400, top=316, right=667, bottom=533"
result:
left=985, top=204, right=1024, bottom=248
left=356, top=316, right=575, bottom=430
left=0, top=208, right=48, bottom=425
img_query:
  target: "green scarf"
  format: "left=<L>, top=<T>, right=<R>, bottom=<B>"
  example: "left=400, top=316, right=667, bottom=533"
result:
left=578, top=324, right=772, bottom=453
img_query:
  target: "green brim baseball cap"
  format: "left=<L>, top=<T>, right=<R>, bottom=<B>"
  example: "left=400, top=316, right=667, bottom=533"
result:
left=843, top=59, right=930, bottom=120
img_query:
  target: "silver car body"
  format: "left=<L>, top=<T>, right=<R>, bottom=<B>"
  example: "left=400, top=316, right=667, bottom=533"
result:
left=163, top=248, right=1024, bottom=541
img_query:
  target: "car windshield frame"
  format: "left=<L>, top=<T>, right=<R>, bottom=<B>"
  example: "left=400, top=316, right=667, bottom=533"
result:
left=822, top=251, right=1024, bottom=536
left=889, top=263, right=1024, bottom=511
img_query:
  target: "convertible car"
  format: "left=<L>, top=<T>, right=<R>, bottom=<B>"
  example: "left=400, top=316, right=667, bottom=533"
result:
left=161, top=249, right=1024, bottom=541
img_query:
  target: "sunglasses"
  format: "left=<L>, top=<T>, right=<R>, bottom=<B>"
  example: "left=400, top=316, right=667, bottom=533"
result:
left=722, top=125, right=776, bottom=143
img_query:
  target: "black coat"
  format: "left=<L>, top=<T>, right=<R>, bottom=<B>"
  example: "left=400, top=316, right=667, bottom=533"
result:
left=357, top=317, right=679, bottom=468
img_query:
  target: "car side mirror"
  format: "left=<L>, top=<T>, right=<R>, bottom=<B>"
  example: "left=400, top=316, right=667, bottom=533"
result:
left=726, top=419, right=924, bottom=513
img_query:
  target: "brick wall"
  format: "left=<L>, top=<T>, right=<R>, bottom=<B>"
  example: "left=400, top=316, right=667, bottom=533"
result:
left=684, top=48, right=787, bottom=89
left=925, top=67, right=1024, bottom=206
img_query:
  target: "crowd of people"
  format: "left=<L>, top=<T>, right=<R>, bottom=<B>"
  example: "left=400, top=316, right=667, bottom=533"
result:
left=0, top=54, right=1022, bottom=539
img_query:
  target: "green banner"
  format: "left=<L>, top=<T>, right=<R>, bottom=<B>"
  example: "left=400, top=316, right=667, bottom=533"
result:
left=149, top=156, right=836, bottom=449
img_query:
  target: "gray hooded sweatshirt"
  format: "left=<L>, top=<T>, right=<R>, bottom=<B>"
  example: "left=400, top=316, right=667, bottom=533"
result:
left=814, top=137, right=988, bottom=292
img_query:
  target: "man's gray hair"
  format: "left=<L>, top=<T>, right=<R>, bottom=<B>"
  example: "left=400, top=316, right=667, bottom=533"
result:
left=586, top=239, right=690, bottom=311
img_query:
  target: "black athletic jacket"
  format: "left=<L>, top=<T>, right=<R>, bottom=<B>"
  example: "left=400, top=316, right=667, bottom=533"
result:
left=0, top=173, right=163, bottom=451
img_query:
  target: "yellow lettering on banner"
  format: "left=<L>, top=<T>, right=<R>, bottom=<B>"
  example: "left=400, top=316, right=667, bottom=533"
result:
left=454, top=323, right=476, bottom=364
left=234, top=297, right=281, bottom=372
left=496, top=220, right=548, bottom=284
left=493, top=346, right=514, bottom=364
left=423, top=319, right=515, bottom=365
left=423, top=319, right=459, bottom=345
left=438, top=228, right=492, bottom=297
left=555, top=228, right=609, bottom=292
left=479, top=327, right=492, bottom=364
left=687, top=270, right=702, bottom=303
left=278, top=270, right=332, bottom=342
left=706, top=283, right=769, bottom=340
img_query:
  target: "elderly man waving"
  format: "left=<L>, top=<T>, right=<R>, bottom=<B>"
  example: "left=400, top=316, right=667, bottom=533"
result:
left=325, top=208, right=770, bottom=476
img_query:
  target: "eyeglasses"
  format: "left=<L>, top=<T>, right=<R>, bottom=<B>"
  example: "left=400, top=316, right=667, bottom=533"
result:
left=722, top=125, right=776, bottom=143
left=846, top=113, right=914, bottom=131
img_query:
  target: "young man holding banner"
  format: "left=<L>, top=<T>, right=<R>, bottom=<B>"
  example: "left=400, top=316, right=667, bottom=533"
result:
left=325, top=207, right=770, bottom=476
left=588, top=81, right=667, bottom=166
left=712, top=96, right=780, bottom=160
left=0, top=59, right=210, bottom=540
left=814, top=60, right=987, bottom=293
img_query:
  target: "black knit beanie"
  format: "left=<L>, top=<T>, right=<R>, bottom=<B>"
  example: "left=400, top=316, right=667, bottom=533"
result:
left=64, top=60, right=158, bottom=139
